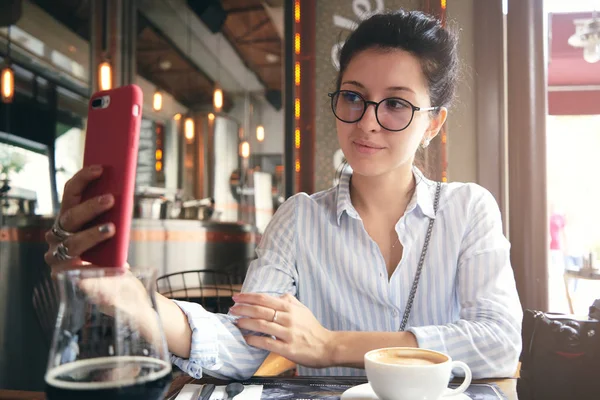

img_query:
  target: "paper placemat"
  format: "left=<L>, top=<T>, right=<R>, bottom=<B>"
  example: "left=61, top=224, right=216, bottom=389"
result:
left=174, top=384, right=263, bottom=400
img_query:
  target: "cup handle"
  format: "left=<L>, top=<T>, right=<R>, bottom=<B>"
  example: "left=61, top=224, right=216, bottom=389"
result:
left=443, top=361, right=472, bottom=397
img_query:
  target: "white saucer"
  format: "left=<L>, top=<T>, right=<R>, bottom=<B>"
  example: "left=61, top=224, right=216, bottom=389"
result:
left=341, top=383, right=470, bottom=400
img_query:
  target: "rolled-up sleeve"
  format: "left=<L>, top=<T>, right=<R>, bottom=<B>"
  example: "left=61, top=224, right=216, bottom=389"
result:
left=408, top=186, right=523, bottom=379
left=170, top=195, right=299, bottom=380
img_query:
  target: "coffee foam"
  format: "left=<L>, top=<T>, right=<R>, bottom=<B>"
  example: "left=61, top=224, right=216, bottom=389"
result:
left=367, top=348, right=448, bottom=366
left=377, top=356, right=436, bottom=366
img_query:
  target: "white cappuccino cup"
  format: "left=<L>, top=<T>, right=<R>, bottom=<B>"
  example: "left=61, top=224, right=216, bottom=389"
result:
left=364, top=347, right=472, bottom=400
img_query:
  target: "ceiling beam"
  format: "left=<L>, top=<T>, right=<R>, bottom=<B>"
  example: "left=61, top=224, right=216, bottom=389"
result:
left=236, top=17, right=270, bottom=40
left=236, top=37, right=280, bottom=45
left=224, top=6, right=263, bottom=14
left=252, top=63, right=282, bottom=68
left=136, top=46, right=173, bottom=55
left=238, top=44, right=280, bottom=54
left=141, top=0, right=267, bottom=93
left=147, top=68, right=200, bottom=76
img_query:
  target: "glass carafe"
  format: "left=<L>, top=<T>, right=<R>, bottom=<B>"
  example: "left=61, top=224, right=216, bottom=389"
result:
left=44, top=267, right=172, bottom=400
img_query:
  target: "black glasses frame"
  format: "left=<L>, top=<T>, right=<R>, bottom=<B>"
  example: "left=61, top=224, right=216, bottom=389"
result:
left=328, top=90, right=440, bottom=132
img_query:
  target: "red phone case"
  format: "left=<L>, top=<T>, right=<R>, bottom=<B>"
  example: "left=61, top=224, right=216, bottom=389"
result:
left=80, top=84, right=143, bottom=267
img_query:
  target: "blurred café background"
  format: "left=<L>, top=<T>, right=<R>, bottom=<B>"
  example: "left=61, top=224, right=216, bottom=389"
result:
left=1, top=0, right=599, bottom=391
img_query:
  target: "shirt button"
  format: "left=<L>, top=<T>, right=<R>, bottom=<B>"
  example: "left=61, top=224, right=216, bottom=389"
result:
left=391, top=310, right=399, bottom=317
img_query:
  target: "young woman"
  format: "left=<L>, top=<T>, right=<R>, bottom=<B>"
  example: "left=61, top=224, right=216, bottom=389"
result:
left=45, top=10, right=522, bottom=381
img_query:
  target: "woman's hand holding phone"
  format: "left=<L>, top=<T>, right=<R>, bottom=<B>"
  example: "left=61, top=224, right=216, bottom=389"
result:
left=45, top=165, right=151, bottom=316
left=45, top=171, right=194, bottom=358
left=44, top=165, right=117, bottom=274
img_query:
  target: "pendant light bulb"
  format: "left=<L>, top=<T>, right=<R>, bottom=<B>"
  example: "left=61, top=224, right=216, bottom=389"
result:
left=213, top=88, right=223, bottom=111
left=256, top=125, right=265, bottom=142
left=98, top=61, right=112, bottom=91
left=240, top=141, right=250, bottom=159
left=184, top=117, right=195, bottom=141
left=153, top=90, right=163, bottom=111
left=1, top=65, right=14, bottom=103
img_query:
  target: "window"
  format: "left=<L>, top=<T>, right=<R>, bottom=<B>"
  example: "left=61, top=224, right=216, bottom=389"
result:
left=0, top=132, right=53, bottom=215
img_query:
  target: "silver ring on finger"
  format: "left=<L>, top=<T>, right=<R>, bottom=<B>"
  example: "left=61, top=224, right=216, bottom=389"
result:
left=272, top=309, right=278, bottom=323
left=51, top=217, right=73, bottom=241
left=53, top=242, right=74, bottom=262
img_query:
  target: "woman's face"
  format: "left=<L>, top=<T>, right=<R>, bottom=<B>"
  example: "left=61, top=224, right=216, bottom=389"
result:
left=335, top=48, right=447, bottom=178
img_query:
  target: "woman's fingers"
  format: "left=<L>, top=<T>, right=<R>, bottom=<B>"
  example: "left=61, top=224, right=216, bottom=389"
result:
left=45, top=223, right=115, bottom=266
left=232, top=293, right=290, bottom=312
left=230, top=304, right=289, bottom=326
left=63, top=222, right=115, bottom=257
left=45, top=230, right=61, bottom=245
left=58, top=194, right=114, bottom=232
left=60, top=165, right=103, bottom=211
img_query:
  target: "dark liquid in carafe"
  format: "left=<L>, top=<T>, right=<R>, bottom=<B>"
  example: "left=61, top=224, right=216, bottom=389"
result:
left=45, top=356, right=171, bottom=400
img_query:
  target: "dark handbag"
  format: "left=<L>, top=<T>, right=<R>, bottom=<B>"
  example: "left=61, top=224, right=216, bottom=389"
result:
left=517, top=299, right=600, bottom=400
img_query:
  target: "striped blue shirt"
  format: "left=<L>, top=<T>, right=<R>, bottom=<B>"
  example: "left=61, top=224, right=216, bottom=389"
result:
left=171, top=168, right=523, bottom=380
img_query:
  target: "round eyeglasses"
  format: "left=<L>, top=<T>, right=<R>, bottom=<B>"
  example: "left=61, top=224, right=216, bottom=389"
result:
left=328, top=90, right=439, bottom=132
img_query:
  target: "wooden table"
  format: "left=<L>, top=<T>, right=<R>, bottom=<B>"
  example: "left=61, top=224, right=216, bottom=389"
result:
left=0, top=391, right=45, bottom=400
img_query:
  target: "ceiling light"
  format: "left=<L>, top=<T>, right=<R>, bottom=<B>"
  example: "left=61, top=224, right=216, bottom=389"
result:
left=153, top=90, right=163, bottom=111
left=240, top=141, right=250, bottom=159
left=159, top=59, right=172, bottom=71
left=1, top=65, right=14, bottom=103
left=185, top=117, right=195, bottom=141
left=265, top=53, right=279, bottom=63
left=256, top=125, right=265, bottom=142
left=213, top=88, right=223, bottom=111
left=98, top=61, right=112, bottom=91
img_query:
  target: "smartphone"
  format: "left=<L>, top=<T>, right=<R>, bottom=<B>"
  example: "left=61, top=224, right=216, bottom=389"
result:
left=80, top=84, right=143, bottom=267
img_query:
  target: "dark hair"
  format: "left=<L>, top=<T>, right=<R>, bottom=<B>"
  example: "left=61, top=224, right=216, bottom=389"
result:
left=336, top=10, right=459, bottom=110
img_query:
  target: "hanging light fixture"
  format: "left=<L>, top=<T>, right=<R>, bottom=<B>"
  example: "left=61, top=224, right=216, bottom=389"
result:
left=568, top=15, right=600, bottom=64
left=174, top=113, right=182, bottom=120
left=1, top=26, right=14, bottom=104
left=208, top=113, right=215, bottom=121
left=256, top=125, right=265, bottom=142
left=98, top=61, right=112, bottom=91
left=213, top=35, right=224, bottom=112
left=184, top=117, right=195, bottom=141
left=240, top=141, right=250, bottom=159
left=153, top=89, right=163, bottom=111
